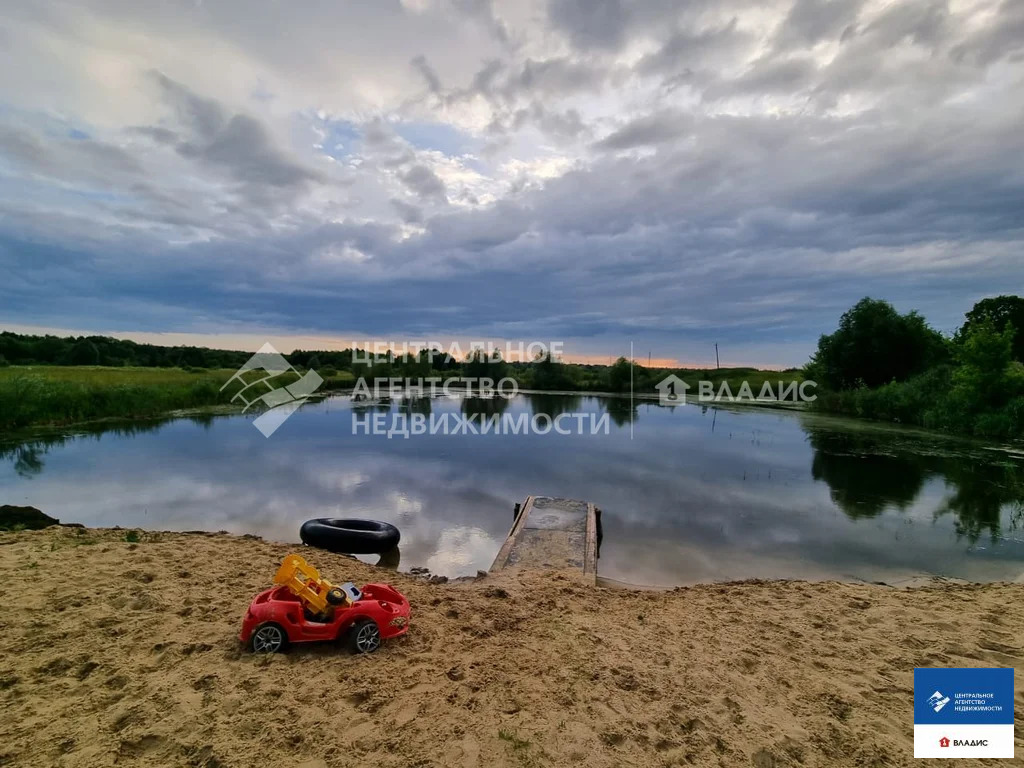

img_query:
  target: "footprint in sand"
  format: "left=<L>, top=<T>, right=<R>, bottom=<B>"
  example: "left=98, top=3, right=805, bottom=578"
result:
left=393, top=703, right=418, bottom=726
left=459, top=735, right=480, bottom=767
left=405, top=680, right=439, bottom=694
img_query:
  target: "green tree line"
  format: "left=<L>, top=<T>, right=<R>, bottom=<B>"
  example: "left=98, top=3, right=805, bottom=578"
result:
left=807, top=295, right=1024, bottom=439
left=0, top=331, right=799, bottom=395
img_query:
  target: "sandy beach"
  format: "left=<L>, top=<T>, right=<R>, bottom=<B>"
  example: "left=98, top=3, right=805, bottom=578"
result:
left=1, top=526, right=1021, bottom=767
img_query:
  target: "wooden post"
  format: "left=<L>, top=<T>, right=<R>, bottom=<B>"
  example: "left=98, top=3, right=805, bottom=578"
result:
left=583, top=503, right=599, bottom=584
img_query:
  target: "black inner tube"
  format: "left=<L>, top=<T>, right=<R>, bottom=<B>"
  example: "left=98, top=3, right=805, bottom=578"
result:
left=300, top=518, right=401, bottom=555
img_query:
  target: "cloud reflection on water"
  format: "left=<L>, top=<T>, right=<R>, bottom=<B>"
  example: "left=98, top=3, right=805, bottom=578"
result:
left=1, top=394, right=1022, bottom=583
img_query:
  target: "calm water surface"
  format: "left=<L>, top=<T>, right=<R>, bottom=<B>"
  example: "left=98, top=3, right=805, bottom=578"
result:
left=2, top=393, right=1023, bottom=585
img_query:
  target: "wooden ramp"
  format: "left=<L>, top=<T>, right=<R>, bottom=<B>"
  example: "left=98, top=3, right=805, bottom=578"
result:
left=490, top=496, right=601, bottom=584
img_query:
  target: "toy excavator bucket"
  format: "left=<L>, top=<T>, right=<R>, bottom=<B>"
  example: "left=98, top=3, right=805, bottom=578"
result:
left=274, top=553, right=334, bottom=614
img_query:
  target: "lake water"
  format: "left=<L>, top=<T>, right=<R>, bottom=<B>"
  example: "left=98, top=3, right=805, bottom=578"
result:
left=2, top=393, right=1023, bottom=585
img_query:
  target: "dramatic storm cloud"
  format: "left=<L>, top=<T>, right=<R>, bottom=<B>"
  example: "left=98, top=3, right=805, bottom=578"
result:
left=0, top=0, right=1022, bottom=364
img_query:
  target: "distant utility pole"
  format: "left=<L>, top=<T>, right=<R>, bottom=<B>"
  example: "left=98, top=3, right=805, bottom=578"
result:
left=647, top=350, right=651, bottom=366
left=715, top=343, right=720, bottom=369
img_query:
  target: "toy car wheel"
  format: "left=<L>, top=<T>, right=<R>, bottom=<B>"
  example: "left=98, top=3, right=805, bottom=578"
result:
left=251, top=623, right=287, bottom=654
left=326, top=587, right=346, bottom=605
left=348, top=619, right=381, bottom=654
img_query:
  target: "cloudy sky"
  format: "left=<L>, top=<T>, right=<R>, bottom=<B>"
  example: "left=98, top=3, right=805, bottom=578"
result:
left=0, top=0, right=1022, bottom=366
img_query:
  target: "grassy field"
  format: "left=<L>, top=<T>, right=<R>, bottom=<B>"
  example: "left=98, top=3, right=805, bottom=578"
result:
left=0, top=366, right=231, bottom=431
left=0, top=366, right=356, bottom=431
left=0, top=366, right=238, bottom=386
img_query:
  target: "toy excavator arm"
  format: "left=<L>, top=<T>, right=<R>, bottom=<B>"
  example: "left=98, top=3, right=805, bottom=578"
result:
left=274, top=554, right=338, bottom=614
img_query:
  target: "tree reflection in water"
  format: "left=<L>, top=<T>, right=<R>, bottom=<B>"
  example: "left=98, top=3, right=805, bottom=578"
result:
left=461, top=395, right=510, bottom=419
left=525, top=393, right=581, bottom=421
left=603, top=398, right=637, bottom=429
left=805, top=424, right=1024, bottom=544
left=808, top=429, right=930, bottom=519
left=0, top=414, right=216, bottom=478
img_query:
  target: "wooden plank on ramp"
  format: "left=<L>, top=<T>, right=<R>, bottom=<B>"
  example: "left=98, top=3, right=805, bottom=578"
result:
left=490, top=495, right=601, bottom=584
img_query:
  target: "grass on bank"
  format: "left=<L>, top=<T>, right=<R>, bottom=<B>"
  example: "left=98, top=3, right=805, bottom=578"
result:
left=0, top=366, right=355, bottom=431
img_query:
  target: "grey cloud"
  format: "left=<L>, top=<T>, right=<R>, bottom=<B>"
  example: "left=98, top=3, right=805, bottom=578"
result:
left=774, top=0, right=866, bottom=48
left=548, top=0, right=628, bottom=51
left=400, top=164, right=448, bottom=203
left=496, top=102, right=589, bottom=141
left=2, top=0, right=1023, bottom=365
left=390, top=198, right=424, bottom=224
left=410, top=49, right=614, bottom=145
left=414, top=102, right=1024, bottom=289
left=360, top=118, right=415, bottom=168
left=596, top=110, right=690, bottom=150
left=459, top=56, right=608, bottom=105
left=515, top=57, right=607, bottom=96
left=705, top=57, right=818, bottom=101
left=547, top=0, right=725, bottom=55
left=362, top=118, right=405, bottom=157
left=469, top=59, right=504, bottom=96
left=950, top=0, right=1024, bottom=66
left=362, top=119, right=398, bottom=148
left=411, top=54, right=443, bottom=94
left=128, top=126, right=179, bottom=145
left=805, top=10, right=959, bottom=110
left=0, top=75, right=330, bottom=250
left=151, top=71, right=226, bottom=141
left=72, top=139, right=144, bottom=174
left=0, top=125, right=53, bottom=173
left=178, top=114, right=322, bottom=189
left=0, top=124, right=141, bottom=180
left=859, top=0, right=950, bottom=48
left=535, top=106, right=587, bottom=140
left=456, top=57, right=610, bottom=139
left=452, top=0, right=510, bottom=44
left=147, top=72, right=324, bottom=196
left=636, top=20, right=750, bottom=79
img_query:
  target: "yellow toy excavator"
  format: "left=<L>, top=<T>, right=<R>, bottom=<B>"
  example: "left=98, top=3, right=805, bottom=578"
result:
left=273, top=553, right=362, bottom=618
left=241, top=553, right=410, bottom=654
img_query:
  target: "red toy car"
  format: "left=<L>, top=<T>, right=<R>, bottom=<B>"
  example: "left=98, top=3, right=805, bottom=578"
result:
left=240, top=582, right=411, bottom=654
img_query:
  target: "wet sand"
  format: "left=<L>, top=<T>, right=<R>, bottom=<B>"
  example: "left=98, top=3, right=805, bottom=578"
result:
left=1, top=527, right=1022, bottom=767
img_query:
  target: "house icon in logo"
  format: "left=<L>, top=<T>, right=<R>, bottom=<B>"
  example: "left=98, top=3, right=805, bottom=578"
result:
left=939, top=737, right=950, bottom=748
left=655, top=374, right=689, bottom=406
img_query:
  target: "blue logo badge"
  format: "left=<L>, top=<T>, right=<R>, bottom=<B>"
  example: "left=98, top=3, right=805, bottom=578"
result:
left=914, top=668, right=1014, bottom=725
left=913, top=668, right=1015, bottom=758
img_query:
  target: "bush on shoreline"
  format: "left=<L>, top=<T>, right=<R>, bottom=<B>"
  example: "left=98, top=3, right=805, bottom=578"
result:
left=810, top=298, right=1024, bottom=440
left=812, top=369, right=1024, bottom=439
